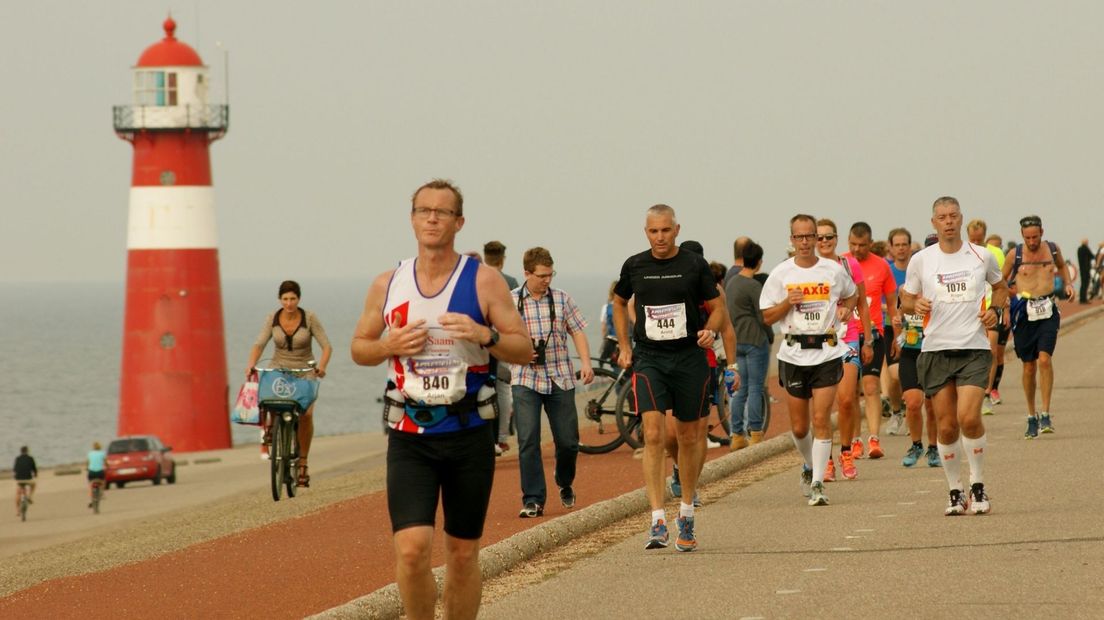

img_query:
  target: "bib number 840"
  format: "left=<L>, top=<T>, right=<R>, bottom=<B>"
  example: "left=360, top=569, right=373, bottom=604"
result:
left=423, top=376, right=450, bottom=391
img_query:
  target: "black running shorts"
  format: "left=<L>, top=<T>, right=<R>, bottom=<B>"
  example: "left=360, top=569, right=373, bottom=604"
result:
left=916, top=349, right=991, bottom=397
left=386, top=423, right=495, bottom=540
left=988, top=321, right=1010, bottom=346
left=777, top=358, right=844, bottom=399
left=632, top=345, right=712, bottom=423
left=884, top=325, right=900, bottom=365
left=87, top=470, right=105, bottom=481
left=897, top=348, right=922, bottom=392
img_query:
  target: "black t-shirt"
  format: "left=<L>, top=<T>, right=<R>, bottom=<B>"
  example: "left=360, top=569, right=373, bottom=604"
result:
left=614, top=248, right=718, bottom=351
left=13, top=454, right=36, bottom=480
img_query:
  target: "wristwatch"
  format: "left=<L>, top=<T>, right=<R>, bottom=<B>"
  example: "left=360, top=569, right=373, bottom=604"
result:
left=482, top=327, right=500, bottom=348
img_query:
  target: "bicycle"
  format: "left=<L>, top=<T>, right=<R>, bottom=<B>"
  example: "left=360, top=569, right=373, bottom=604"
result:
left=577, top=361, right=639, bottom=454
left=256, top=363, right=320, bottom=502
left=89, top=479, right=104, bottom=514
left=17, top=483, right=31, bottom=521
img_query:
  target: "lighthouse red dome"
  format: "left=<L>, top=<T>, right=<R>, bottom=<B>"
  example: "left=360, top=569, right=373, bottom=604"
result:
left=136, top=17, right=203, bottom=67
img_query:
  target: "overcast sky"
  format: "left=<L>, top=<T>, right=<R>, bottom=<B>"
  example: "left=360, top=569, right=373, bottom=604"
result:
left=3, top=1, right=1102, bottom=285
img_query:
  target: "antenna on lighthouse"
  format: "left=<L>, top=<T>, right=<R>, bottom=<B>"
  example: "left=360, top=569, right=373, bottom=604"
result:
left=216, top=41, right=230, bottom=105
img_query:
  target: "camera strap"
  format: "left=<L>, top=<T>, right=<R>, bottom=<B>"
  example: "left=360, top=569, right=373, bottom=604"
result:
left=517, top=286, right=556, bottom=339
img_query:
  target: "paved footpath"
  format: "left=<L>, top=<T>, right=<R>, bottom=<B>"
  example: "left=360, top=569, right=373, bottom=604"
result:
left=481, top=310, right=1104, bottom=620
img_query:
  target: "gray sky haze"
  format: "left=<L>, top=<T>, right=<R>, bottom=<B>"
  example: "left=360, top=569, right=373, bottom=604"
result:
left=3, top=1, right=1102, bottom=284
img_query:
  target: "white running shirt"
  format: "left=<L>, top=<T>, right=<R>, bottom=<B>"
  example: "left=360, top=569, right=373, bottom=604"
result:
left=760, top=256, right=856, bottom=366
left=903, top=242, right=1002, bottom=352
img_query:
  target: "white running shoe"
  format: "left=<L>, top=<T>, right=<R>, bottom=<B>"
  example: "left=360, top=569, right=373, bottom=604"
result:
left=886, top=412, right=906, bottom=435
left=969, top=483, right=990, bottom=515
left=945, top=489, right=967, bottom=516
left=808, top=481, right=829, bottom=506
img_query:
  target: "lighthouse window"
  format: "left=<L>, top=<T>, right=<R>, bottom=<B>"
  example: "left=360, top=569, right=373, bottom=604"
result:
left=134, top=71, right=178, bottom=107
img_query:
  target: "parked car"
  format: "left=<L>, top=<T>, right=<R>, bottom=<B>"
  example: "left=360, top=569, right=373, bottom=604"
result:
left=105, top=435, right=176, bottom=488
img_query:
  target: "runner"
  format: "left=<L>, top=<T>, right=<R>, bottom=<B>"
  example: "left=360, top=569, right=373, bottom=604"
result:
left=761, top=214, right=859, bottom=506
left=845, top=222, right=898, bottom=459
left=883, top=227, right=913, bottom=436
left=900, top=196, right=1007, bottom=515
left=612, top=205, right=734, bottom=552
left=351, top=179, right=533, bottom=620
left=1002, top=215, right=1074, bottom=438
left=967, top=220, right=1009, bottom=416
left=815, top=219, right=873, bottom=481
left=893, top=230, right=942, bottom=468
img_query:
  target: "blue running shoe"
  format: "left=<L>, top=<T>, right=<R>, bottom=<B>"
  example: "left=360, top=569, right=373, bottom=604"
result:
left=675, top=516, right=697, bottom=552
left=692, top=492, right=702, bottom=508
left=902, top=443, right=923, bottom=467
left=1039, top=413, right=1054, bottom=433
left=670, top=467, right=681, bottom=498
left=926, top=445, right=942, bottom=468
left=645, top=519, right=669, bottom=550
left=1025, top=416, right=1039, bottom=439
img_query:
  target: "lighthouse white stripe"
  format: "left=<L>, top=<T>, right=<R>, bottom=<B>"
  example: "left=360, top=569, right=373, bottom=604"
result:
left=127, top=186, right=218, bottom=249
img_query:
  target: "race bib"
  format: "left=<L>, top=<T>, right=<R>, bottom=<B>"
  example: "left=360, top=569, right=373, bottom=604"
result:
left=402, top=357, right=469, bottom=405
left=934, top=270, right=977, bottom=304
left=644, top=303, right=688, bottom=341
left=787, top=282, right=832, bottom=333
left=903, top=313, right=924, bottom=346
left=1026, top=296, right=1054, bottom=321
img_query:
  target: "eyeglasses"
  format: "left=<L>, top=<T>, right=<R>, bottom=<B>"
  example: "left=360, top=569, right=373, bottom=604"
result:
left=529, top=271, right=556, bottom=280
left=412, top=207, right=458, bottom=219
left=816, top=234, right=837, bottom=242
left=1019, top=216, right=1042, bottom=228
left=790, top=234, right=817, bottom=242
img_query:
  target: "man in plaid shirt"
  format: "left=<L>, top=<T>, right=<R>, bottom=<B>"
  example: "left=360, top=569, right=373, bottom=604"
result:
left=511, top=247, right=595, bottom=518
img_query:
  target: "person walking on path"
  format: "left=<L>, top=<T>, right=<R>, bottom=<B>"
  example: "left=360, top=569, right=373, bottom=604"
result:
left=725, top=240, right=771, bottom=448
left=1077, top=238, right=1094, bottom=304
left=511, top=246, right=594, bottom=518
left=1002, top=215, right=1074, bottom=438
left=351, top=179, right=533, bottom=620
left=612, top=204, right=734, bottom=553
left=761, top=214, right=859, bottom=507
left=900, top=196, right=1007, bottom=516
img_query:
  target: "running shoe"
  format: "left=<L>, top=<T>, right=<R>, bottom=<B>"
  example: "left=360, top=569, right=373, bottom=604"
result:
left=867, top=436, right=884, bottom=459
left=675, top=516, right=697, bottom=552
left=982, top=397, right=993, bottom=416
left=518, top=502, right=544, bottom=518
left=945, top=489, right=967, bottom=516
left=808, top=481, right=829, bottom=506
left=851, top=438, right=865, bottom=459
left=969, top=483, right=990, bottom=515
left=645, top=519, right=669, bottom=550
left=670, top=467, right=682, bottom=498
left=692, top=493, right=702, bottom=508
left=824, top=457, right=836, bottom=482
left=495, top=442, right=510, bottom=456
left=902, top=443, right=923, bottom=468
left=926, top=445, right=942, bottom=468
left=840, top=450, right=858, bottom=479
left=560, top=486, right=576, bottom=509
left=989, top=388, right=1002, bottom=405
left=886, top=412, right=906, bottom=435
left=800, top=466, right=813, bottom=498
left=1039, top=413, right=1055, bottom=433
left=1024, top=416, right=1039, bottom=439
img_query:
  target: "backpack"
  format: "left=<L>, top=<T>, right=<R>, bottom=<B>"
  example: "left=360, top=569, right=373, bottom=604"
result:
left=1009, top=241, right=1058, bottom=287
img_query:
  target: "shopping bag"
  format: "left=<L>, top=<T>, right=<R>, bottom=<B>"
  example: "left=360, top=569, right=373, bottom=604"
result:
left=231, top=372, right=261, bottom=425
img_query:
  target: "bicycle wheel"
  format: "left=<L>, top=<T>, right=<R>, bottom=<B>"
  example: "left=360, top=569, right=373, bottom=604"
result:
left=577, top=367, right=628, bottom=455
left=270, top=414, right=284, bottom=502
left=707, top=384, right=732, bottom=446
left=760, top=388, right=773, bottom=434
left=615, top=378, right=644, bottom=450
left=284, top=417, right=298, bottom=499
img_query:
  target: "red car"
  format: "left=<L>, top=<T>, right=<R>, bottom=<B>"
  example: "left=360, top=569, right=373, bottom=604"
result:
left=105, top=435, right=177, bottom=488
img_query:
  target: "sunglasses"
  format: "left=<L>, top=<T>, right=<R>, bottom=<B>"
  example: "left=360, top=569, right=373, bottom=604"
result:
left=817, top=234, right=837, bottom=242
left=1019, top=217, right=1042, bottom=228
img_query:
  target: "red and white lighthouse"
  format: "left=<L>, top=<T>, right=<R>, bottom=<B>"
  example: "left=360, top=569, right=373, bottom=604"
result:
left=113, top=17, right=231, bottom=452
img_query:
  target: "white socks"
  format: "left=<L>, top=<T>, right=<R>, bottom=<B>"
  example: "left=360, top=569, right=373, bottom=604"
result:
left=792, top=431, right=813, bottom=468
left=937, top=438, right=964, bottom=491
left=812, top=438, right=832, bottom=483
left=962, top=434, right=987, bottom=486
left=652, top=509, right=665, bottom=525
left=680, top=502, right=694, bottom=519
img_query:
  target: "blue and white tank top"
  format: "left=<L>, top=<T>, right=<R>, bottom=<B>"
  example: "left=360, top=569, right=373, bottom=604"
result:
left=383, top=255, right=490, bottom=434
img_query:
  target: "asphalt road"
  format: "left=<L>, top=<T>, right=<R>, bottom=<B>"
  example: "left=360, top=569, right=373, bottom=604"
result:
left=481, top=312, right=1104, bottom=620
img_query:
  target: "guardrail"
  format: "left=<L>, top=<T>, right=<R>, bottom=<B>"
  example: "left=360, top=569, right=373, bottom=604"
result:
left=113, top=104, right=229, bottom=133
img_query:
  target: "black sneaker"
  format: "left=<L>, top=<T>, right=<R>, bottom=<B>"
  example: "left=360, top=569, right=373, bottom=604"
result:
left=944, top=489, right=967, bottom=516
left=559, top=486, right=576, bottom=509
left=519, top=502, right=544, bottom=518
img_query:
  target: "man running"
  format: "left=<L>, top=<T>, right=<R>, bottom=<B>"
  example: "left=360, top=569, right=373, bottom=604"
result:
left=845, top=222, right=898, bottom=459
left=884, top=227, right=914, bottom=436
left=351, top=179, right=533, bottom=620
left=967, top=220, right=1009, bottom=415
left=1002, top=215, right=1074, bottom=438
left=613, top=205, right=733, bottom=552
left=762, top=214, right=859, bottom=506
left=900, top=197, right=1007, bottom=515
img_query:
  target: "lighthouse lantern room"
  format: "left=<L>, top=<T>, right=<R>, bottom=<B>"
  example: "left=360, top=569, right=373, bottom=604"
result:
left=113, top=16, right=231, bottom=452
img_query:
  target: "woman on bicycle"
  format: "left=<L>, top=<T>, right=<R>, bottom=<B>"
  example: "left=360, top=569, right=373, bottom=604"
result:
left=88, top=441, right=106, bottom=507
left=245, top=280, right=333, bottom=487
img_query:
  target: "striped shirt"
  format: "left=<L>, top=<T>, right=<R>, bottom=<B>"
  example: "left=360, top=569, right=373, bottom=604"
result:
left=510, top=285, right=588, bottom=394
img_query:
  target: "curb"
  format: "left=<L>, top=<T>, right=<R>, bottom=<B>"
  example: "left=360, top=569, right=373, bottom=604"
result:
left=310, top=433, right=794, bottom=620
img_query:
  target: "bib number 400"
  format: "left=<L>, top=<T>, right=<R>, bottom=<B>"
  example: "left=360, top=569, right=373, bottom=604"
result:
left=422, top=376, right=450, bottom=391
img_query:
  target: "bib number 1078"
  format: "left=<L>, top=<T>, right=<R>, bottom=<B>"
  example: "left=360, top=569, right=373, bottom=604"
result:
left=945, top=282, right=966, bottom=293
left=423, top=376, right=450, bottom=391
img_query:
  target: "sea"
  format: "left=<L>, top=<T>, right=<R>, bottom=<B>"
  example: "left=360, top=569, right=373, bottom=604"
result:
left=3, top=274, right=614, bottom=467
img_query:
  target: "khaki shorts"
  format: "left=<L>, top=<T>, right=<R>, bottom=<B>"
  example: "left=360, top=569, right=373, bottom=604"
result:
left=916, top=349, right=992, bottom=397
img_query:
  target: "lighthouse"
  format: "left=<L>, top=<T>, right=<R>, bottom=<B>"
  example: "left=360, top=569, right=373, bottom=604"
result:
left=113, top=16, right=231, bottom=452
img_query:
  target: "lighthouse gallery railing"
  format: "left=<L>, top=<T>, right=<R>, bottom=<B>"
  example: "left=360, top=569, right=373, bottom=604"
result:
left=113, top=104, right=229, bottom=133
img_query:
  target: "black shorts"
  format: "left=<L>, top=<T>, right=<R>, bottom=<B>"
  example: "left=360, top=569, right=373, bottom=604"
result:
left=386, top=424, right=495, bottom=540
left=884, top=325, right=900, bottom=365
left=1012, top=311, right=1060, bottom=363
left=632, top=345, right=712, bottom=422
left=861, top=331, right=886, bottom=377
left=898, top=348, right=922, bottom=392
left=988, top=321, right=1010, bottom=346
left=88, top=470, right=105, bottom=481
left=916, top=349, right=991, bottom=397
left=778, top=358, right=844, bottom=399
